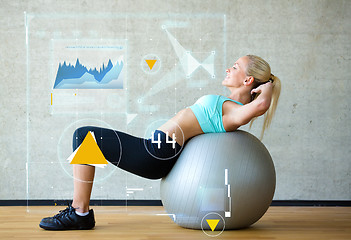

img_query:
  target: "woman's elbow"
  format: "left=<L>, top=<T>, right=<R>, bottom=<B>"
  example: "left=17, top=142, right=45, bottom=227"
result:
left=257, top=99, right=271, bottom=115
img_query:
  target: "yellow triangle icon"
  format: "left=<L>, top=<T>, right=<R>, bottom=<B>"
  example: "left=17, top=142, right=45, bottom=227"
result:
left=70, top=131, right=108, bottom=165
left=145, top=59, right=157, bottom=70
left=206, top=219, right=220, bottom=231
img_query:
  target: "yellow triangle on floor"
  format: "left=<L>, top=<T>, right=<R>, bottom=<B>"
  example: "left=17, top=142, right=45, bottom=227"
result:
left=70, top=131, right=108, bottom=165
left=206, top=219, right=220, bottom=231
left=145, top=59, right=157, bottom=70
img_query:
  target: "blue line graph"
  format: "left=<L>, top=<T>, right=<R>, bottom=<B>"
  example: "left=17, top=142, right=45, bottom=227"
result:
left=53, top=57, right=124, bottom=89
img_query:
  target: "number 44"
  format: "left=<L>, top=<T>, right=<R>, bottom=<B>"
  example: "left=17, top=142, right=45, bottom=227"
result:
left=151, top=131, right=177, bottom=149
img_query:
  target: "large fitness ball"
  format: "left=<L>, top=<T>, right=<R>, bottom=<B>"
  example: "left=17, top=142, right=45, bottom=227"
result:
left=160, top=130, right=276, bottom=230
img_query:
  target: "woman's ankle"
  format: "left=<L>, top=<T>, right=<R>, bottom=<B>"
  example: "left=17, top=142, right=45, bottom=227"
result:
left=71, top=201, right=89, bottom=213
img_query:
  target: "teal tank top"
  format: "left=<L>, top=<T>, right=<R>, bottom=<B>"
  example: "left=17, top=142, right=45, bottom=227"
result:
left=188, top=95, right=244, bottom=133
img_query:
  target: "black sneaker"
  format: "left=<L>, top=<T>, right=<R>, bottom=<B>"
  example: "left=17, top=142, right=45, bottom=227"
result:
left=39, top=205, right=95, bottom=230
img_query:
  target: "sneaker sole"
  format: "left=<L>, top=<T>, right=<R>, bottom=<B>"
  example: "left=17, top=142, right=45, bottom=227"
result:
left=39, top=223, right=95, bottom=231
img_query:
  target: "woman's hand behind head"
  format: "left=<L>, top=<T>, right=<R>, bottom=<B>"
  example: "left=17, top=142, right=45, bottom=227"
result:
left=251, top=81, right=273, bottom=96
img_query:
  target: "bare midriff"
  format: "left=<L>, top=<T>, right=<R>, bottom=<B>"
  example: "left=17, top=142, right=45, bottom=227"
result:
left=157, top=108, right=204, bottom=146
left=157, top=100, right=242, bottom=146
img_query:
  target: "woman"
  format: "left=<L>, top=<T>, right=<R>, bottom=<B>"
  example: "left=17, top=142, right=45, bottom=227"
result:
left=39, top=55, right=281, bottom=230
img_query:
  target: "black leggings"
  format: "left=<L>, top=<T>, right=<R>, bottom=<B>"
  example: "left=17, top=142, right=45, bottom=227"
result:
left=72, top=126, right=182, bottom=180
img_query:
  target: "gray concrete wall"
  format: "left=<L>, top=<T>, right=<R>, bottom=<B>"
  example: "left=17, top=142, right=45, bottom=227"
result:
left=0, top=0, right=350, bottom=201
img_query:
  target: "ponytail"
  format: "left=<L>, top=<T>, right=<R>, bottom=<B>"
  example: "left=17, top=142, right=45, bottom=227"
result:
left=260, top=75, right=281, bottom=139
left=246, top=55, right=281, bottom=140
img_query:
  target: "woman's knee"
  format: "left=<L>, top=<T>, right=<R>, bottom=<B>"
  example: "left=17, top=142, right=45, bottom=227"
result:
left=72, top=126, right=94, bottom=150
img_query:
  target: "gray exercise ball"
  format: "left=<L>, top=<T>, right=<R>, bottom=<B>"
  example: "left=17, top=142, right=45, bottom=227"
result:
left=160, top=130, right=276, bottom=230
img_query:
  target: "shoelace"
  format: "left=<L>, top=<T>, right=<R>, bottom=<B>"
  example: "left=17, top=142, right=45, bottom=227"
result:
left=53, top=205, right=75, bottom=219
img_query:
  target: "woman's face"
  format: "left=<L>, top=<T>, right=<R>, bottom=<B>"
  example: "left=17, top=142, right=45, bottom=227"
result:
left=222, top=56, right=249, bottom=88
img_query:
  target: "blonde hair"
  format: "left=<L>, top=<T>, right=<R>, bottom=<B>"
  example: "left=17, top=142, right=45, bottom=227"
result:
left=246, top=55, right=281, bottom=140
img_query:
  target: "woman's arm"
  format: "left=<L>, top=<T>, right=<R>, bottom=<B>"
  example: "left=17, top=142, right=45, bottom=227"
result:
left=231, top=82, right=273, bottom=127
